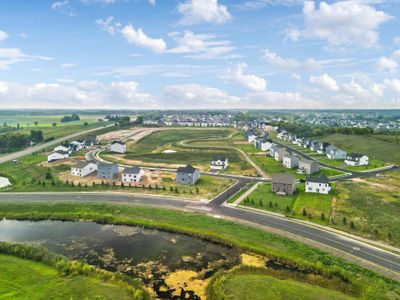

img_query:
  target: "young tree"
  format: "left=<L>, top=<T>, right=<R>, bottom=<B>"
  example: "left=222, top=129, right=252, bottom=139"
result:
left=320, top=213, right=325, bottom=221
left=302, top=208, right=307, bottom=216
left=342, top=216, right=347, bottom=225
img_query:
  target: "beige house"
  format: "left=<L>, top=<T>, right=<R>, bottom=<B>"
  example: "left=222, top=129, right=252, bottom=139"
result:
left=271, top=173, right=297, bottom=196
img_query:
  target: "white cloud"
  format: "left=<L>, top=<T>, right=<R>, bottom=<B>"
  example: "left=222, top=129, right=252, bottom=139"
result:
left=309, top=73, right=340, bottom=91
left=300, top=1, right=391, bottom=48
left=80, top=0, right=116, bottom=4
left=0, top=48, right=53, bottom=70
left=284, top=28, right=301, bottom=42
left=230, top=63, right=267, bottom=91
left=96, top=16, right=117, bottom=34
left=0, top=80, right=156, bottom=108
left=177, top=0, right=231, bottom=25
left=0, top=31, right=8, bottom=41
left=237, top=0, right=304, bottom=10
left=60, top=63, right=76, bottom=68
left=149, top=0, right=156, bottom=5
left=375, top=56, right=398, bottom=72
left=163, top=84, right=240, bottom=108
left=383, top=79, right=400, bottom=93
left=51, top=0, right=76, bottom=16
left=290, top=73, right=301, bottom=80
left=121, top=25, right=166, bottom=54
left=168, top=31, right=236, bottom=59
left=263, top=49, right=320, bottom=72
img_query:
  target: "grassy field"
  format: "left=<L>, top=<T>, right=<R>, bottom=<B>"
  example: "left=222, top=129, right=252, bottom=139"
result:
left=0, top=114, right=102, bottom=127
left=242, top=183, right=333, bottom=225
left=0, top=254, right=138, bottom=299
left=315, top=134, right=400, bottom=165
left=0, top=203, right=398, bottom=299
left=333, top=171, right=400, bottom=246
left=227, top=182, right=255, bottom=203
left=0, top=153, right=233, bottom=200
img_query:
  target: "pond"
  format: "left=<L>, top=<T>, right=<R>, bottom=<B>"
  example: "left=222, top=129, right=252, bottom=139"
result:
left=0, top=219, right=241, bottom=299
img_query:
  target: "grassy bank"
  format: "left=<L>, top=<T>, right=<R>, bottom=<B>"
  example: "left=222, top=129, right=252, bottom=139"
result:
left=206, top=267, right=355, bottom=300
left=0, top=202, right=398, bottom=299
left=333, top=171, right=400, bottom=247
left=0, top=242, right=149, bottom=300
left=242, top=183, right=333, bottom=225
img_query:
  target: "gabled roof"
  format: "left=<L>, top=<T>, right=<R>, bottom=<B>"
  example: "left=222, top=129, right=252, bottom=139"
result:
left=52, top=150, right=68, bottom=155
left=73, top=161, right=95, bottom=169
left=299, top=158, right=318, bottom=166
left=346, top=153, right=367, bottom=159
left=306, top=174, right=329, bottom=184
left=272, top=173, right=296, bottom=184
left=212, top=156, right=228, bottom=161
left=177, top=165, right=197, bottom=174
left=98, top=163, right=117, bottom=169
left=111, top=140, right=125, bottom=145
left=123, top=166, right=142, bottom=175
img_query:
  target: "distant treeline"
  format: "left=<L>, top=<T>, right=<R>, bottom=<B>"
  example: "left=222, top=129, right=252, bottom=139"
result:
left=275, top=121, right=377, bottom=137
left=0, top=130, right=44, bottom=153
left=61, top=113, right=80, bottom=123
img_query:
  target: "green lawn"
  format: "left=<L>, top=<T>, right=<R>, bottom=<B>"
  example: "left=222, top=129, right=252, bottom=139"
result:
left=0, top=114, right=102, bottom=127
left=242, top=183, right=333, bottom=225
left=227, top=182, right=255, bottom=203
left=333, top=172, right=400, bottom=246
left=0, top=202, right=398, bottom=299
left=0, top=254, right=137, bottom=300
left=216, top=273, right=354, bottom=300
left=315, top=134, right=400, bottom=165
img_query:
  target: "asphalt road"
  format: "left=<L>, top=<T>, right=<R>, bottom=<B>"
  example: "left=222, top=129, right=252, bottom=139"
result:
left=1, top=192, right=399, bottom=280
left=0, top=124, right=115, bottom=164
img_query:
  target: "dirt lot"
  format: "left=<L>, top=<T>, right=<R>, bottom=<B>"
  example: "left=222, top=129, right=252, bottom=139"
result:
left=97, top=127, right=163, bottom=143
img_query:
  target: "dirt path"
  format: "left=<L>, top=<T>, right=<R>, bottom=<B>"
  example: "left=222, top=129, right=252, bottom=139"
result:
left=329, top=196, right=337, bottom=225
left=352, top=178, right=398, bottom=192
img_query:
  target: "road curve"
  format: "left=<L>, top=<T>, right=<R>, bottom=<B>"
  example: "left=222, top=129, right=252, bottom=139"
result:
left=0, top=192, right=399, bottom=281
left=0, top=124, right=115, bottom=164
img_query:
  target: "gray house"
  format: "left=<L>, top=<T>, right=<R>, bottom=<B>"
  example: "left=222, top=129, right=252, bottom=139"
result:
left=271, top=173, right=297, bottom=196
left=298, top=159, right=320, bottom=174
left=176, top=165, right=200, bottom=185
left=97, top=163, right=118, bottom=179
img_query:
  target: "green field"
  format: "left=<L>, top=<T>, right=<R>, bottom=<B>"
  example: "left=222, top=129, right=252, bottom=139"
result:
left=315, top=134, right=400, bottom=165
left=0, top=254, right=140, bottom=299
left=0, top=203, right=398, bottom=299
left=0, top=114, right=102, bottom=127
left=242, top=183, right=333, bottom=225
left=333, top=171, right=400, bottom=246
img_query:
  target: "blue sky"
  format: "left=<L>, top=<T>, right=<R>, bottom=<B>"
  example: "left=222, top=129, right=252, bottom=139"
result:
left=0, top=0, right=400, bottom=109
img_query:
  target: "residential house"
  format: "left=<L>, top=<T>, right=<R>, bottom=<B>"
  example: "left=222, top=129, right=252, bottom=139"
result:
left=310, top=141, right=320, bottom=151
left=97, top=163, right=118, bottom=179
left=274, top=148, right=290, bottom=162
left=176, top=165, right=200, bottom=185
left=255, top=137, right=273, bottom=151
left=122, top=166, right=144, bottom=183
left=54, top=144, right=71, bottom=154
left=298, top=159, right=320, bottom=174
left=269, top=144, right=279, bottom=158
left=317, top=142, right=331, bottom=154
left=283, top=154, right=300, bottom=169
left=109, top=141, right=126, bottom=154
left=271, top=173, right=297, bottom=196
left=326, top=147, right=347, bottom=160
left=210, top=156, right=229, bottom=170
left=71, top=161, right=98, bottom=177
left=243, top=129, right=256, bottom=140
left=345, top=153, right=369, bottom=166
left=305, top=175, right=331, bottom=194
left=47, top=150, right=69, bottom=162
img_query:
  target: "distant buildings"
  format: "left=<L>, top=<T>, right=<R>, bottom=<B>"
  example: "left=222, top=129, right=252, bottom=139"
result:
left=283, top=154, right=299, bottom=169
left=298, top=159, right=320, bottom=174
left=326, top=147, right=347, bottom=160
left=48, top=150, right=69, bottom=162
left=176, top=165, right=200, bottom=185
left=271, top=173, right=296, bottom=196
left=305, top=175, right=331, bottom=194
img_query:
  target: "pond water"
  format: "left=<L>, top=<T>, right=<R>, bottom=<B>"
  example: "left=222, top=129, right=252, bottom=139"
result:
left=0, top=219, right=240, bottom=299
left=0, top=176, right=11, bottom=188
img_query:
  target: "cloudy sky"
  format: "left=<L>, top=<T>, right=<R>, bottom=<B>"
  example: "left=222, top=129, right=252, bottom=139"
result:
left=1, top=0, right=400, bottom=109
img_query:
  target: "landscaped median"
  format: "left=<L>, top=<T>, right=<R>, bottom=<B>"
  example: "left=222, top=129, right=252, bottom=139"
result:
left=0, top=242, right=149, bottom=300
left=0, top=202, right=399, bottom=299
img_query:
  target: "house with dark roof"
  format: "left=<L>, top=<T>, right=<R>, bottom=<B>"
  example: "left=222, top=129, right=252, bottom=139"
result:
left=271, top=173, right=296, bottom=195
left=210, top=156, right=229, bottom=170
left=47, top=150, right=69, bottom=162
left=305, top=175, right=331, bottom=194
left=345, top=153, right=369, bottom=166
left=326, top=147, right=347, bottom=160
left=283, top=154, right=300, bottom=169
left=71, top=161, right=98, bottom=177
left=122, top=166, right=144, bottom=183
left=176, top=165, right=200, bottom=185
left=317, top=142, right=332, bottom=154
left=243, top=129, right=256, bottom=140
left=109, top=140, right=126, bottom=154
left=97, top=163, right=118, bottom=179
